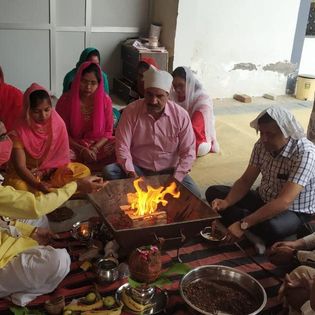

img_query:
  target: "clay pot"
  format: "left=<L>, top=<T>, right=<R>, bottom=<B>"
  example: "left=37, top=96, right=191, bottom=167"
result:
left=128, top=246, right=162, bottom=283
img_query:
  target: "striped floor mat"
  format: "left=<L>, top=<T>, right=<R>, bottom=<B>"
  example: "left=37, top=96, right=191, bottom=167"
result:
left=0, top=233, right=290, bottom=314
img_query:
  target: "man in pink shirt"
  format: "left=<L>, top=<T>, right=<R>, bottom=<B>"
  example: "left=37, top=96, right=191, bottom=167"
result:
left=104, top=67, right=200, bottom=197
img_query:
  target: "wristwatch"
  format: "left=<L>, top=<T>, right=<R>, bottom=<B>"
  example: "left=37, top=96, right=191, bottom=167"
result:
left=240, top=219, right=249, bottom=231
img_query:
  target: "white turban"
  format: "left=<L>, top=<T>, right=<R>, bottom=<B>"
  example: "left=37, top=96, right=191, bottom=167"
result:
left=250, top=106, right=305, bottom=140
left=143, top=66, right=173, bottom=93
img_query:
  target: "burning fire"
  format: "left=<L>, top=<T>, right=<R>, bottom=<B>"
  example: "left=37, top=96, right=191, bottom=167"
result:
left=127, top=178, right=180, bottom=216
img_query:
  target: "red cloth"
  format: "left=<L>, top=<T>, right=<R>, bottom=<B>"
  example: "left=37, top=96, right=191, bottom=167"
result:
left=191, top=110, right=207, bottom=152
left=0, top=67, right=23, bottom=131
left=140, top=57, right=158, bottom=69
left=14, top=83, right=70, bottom=170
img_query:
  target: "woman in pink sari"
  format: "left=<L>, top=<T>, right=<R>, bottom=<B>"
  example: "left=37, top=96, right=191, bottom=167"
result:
left=4, top=83, right=90, bottom=194
left=56, top=62, right=115, bottom=169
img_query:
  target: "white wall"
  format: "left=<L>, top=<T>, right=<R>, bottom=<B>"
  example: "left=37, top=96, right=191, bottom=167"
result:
left=0, top=0, right=50, bottom=90
left=174, top=0, right=301, bottom=98
left=0, top=0, right=150, bottom=96
left=299, top=38, right=315, bottom=75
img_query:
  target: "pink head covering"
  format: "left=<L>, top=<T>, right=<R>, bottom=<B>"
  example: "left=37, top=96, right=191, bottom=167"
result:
left=69, top=61, right=107, bottom=141
left=15, top=83, right=70, bottom=170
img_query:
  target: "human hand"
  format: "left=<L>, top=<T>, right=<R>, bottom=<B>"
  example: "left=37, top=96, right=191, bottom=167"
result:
left=268, top=245, right=296, bottom=265
left=126, top=171, right=138, bottom=178
left=36, top=181, right=53, bottom=194
left=76, top=176, right=108, bottom=194
left=287, top=270, right=314, bottom=290
left=225, top=221, right=244, bottom=243
left=90, top=146, right=99, bottom=154
left=211, top=198, right=229, bottom=212
left=81, top=147, right=97, bottom=162
left=278, top=272, right=314, bottom=302
left=104, top=140, right=115, bottom=151
left=271, top=239, right=303, bottom=252
left=31, top=227, right=55, bottom=245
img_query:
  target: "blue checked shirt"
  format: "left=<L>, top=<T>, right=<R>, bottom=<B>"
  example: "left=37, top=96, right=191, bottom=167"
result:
left=249, top=137, right=315, bottom=214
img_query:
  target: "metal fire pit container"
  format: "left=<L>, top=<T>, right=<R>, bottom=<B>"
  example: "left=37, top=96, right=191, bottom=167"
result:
left=88, top=175, right=220, bottom=252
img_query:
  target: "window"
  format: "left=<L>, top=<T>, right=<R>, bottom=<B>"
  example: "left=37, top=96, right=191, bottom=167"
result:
left=306, top=2, right=315, bottom=36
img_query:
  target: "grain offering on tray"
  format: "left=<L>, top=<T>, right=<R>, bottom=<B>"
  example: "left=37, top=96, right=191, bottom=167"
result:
left=183, top=279, right=258, bottom=315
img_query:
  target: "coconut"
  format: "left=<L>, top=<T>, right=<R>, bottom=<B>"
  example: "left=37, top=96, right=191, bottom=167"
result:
left=128, top=245, right=162, bottom=283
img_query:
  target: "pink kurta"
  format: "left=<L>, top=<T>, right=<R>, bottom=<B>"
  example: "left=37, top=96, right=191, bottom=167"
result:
left=115, top=99, right=196, bottom=181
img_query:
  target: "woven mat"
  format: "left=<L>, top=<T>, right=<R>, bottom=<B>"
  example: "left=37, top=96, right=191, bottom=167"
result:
left=0, top=232, right=289, bottom=314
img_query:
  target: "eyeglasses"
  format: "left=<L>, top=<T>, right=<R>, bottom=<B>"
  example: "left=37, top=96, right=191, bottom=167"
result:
left=80, top=79, right=99, bottom=86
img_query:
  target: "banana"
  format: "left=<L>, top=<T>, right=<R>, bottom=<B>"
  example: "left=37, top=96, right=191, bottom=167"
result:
left=121, top=289, right=152, bottom=312
left=64, top=299, right=103, bottom=312
left=81, top=305, right=123, bottom=315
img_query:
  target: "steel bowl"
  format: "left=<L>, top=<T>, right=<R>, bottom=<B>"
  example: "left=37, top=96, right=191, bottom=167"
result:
left=94, top=257, right=119, bottom=283
left=180, top=265, right=267, bottom=315
left=200, top=226, right=226, bottom=243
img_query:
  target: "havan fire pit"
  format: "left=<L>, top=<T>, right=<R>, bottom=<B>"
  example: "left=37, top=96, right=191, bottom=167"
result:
left=88, top=175, right=220, bottom=252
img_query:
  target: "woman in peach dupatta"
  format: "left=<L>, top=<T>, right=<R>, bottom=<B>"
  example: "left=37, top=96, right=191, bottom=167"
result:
left=56, top=62, right=115, bottom=170
left=4, top=83, right=90, bottom=194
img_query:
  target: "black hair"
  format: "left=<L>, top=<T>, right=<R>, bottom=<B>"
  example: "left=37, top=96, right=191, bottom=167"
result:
left=172, top=67, right=186, bottom=80
left=257, top=112, right=276, bottom=124
left=86, top=50, right=100, bottom=62
left=29, top=90, right=51, bottom=110
left=82, top=63, right=101, bottom=83
left=138, top=61, right=151, bottom=71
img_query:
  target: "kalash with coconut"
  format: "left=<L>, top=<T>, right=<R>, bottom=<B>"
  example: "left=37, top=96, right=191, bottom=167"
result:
left=121, top=245, right=163, bottom=313
left=118, top=178, right=177, bottom=312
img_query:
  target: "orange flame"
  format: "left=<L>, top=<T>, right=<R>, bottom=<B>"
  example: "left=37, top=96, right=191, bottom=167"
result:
left=127, top=178, right=180, bottom=216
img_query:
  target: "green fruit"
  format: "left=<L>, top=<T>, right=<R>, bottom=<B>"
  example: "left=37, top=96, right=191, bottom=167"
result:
left=86, top=292, right=97, bottom=303
left=103, top=296, right=116, bottom=308
left=63, top=311, right=72, bottom=315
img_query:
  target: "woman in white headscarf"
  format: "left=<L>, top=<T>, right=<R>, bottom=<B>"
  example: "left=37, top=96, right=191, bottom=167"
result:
left=171, top=67, right=219, bottom=157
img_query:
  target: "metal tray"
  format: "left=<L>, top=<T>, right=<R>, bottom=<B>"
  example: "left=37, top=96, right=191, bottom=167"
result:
left=116, top=283, right=168, bottom=315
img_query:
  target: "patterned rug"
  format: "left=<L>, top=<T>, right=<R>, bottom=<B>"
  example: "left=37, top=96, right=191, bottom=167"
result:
left=0, top=231, right=291, bottom=315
